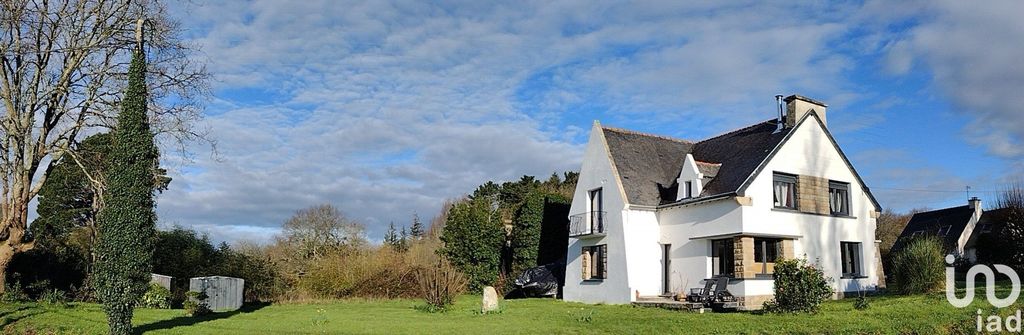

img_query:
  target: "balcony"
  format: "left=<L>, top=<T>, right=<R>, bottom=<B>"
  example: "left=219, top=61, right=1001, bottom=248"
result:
left=569, top=211, right=606, bottom=238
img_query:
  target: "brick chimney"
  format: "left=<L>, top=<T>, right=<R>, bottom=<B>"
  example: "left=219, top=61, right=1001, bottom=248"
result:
left=784, top=95, right=827, bottom=128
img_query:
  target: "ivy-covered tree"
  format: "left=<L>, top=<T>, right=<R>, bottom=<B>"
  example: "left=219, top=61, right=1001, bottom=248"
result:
left=509, top=192, right=545, bottom=276
left=92, top=37, right=159, bottom=335
left=440, top=197, right=504, bottom=291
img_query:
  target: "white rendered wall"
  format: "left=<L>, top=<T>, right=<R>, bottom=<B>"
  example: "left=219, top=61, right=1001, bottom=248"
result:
left=564, top=124, right=632, bottom=304
left=657, top=199, right=743, bottom=295
left=622, top=209, right=661, bottom=298
left=741, top=116, right=881, bottom=294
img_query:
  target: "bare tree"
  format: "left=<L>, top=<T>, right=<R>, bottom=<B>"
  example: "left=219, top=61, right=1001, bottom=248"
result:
left=875, top=208, right=913, bottom=256
left=0, top=0, right=209, bottom=288
left=997, top=181, right=1024, bottom=267
left=280, top=204, right=366, bottom=260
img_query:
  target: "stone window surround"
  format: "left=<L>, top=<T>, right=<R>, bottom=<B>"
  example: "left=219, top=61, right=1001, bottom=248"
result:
left=733, top=236, right=796, bottom=279
left=581, top=244, right=607, bottom=281
left=773, top=170, right=855, bottom=218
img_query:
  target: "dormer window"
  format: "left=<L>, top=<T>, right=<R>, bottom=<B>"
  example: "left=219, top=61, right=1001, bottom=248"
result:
left=676, top=154, right=713, bottom=201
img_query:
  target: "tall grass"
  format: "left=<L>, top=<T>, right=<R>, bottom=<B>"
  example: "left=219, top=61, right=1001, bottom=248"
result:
left=890, top=236, right=945, bottom=294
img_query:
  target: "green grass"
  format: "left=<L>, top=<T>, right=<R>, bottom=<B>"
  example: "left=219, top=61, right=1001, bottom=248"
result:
left=0, top=293, right=1006, bottom=334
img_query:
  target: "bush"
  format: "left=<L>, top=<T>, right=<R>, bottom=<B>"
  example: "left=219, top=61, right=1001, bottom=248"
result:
left=40, top=289, right=67, bottom=306
left=140, top=283, right=172, bottom=309
left=854, top=295, right=870, bottom=310
left=298, top=247, right=419, bottom=299
left=763, top=258, right=833, bottom=313
left=439, top=198, right=504, bottom=291
left=890, top=236, right=945, bottom=294
left=1, top=281, right=29, bottom=303
left=183, top=291, right=211, bottom=316
left=415, top=259, right=467, bottom=312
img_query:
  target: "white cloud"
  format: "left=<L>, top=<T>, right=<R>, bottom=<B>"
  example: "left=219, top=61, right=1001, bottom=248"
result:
left=876, top=0, right=1024, bottom=159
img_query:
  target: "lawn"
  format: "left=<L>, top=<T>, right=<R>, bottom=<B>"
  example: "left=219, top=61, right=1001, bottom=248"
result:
left=0, top=293, right=1003, bottom=334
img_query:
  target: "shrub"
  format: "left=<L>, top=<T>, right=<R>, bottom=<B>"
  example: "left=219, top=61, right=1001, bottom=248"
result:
left=40, top=289, right=67, bottom=306
left=854, top=295, right=870, bottom=310
left=1, top=281, right=29, bottom=303
left=890, top=236, right=945, bottom=294
left=763, top=258, right=833, bottom=313
left=298, top=247, right=419, bottom=299
left=439, top=198, right=504, bottom=291
left=183, top=291, right=211, bottom=316
left=26, top=280, right=52, bottom=298
left=415, top=259, right=467, bottom=312
left=140, top=283, right=172, bottom=309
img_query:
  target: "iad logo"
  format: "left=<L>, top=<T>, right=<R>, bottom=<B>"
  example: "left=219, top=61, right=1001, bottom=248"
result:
left=945, top=254, right=1024, bottom=333
left=946, top=254, right=1020, bottom=308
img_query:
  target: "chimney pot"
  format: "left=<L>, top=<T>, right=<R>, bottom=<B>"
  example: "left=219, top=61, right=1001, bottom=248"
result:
left=969, top=197, right=981, bottom=209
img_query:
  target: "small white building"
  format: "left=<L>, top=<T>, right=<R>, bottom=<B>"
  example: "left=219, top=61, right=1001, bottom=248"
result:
left=564, top=95, right=884, bottom=309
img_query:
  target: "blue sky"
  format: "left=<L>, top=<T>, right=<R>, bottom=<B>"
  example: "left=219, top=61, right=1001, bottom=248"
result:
left=154, top=0, right=1024, bottom=244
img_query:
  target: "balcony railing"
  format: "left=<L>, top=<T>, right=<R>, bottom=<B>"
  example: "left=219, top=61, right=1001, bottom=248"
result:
left=569, top=211, right=606, bottom=237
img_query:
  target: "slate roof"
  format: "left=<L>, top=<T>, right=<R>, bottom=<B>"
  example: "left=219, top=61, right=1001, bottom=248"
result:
left=602, top=119, right=791, bottom=206
left=601, top=127, right=694, bottom=206
left=969, top=207, right=1013, bottom=239
left=893, top=205, right=975, bottom=252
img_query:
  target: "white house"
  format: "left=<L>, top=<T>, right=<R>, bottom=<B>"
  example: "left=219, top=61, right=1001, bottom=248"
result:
left=564, top=95, right=884, bottom=309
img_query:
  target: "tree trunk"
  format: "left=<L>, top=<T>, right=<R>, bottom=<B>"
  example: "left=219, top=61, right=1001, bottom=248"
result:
left=0, top=244, right=13, bottom=293
left=0, top=204, right=33, bottom=294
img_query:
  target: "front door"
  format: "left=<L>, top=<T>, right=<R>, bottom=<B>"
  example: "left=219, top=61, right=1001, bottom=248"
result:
left=662, top=243, right=671, bottom=294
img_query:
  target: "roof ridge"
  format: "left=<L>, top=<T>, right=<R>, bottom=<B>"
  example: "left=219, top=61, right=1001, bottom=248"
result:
left=697, top=119, right=776, bottom=143
left=915, top=205, right=970, bottom=214
left=602, top=126, right=694, bottom=144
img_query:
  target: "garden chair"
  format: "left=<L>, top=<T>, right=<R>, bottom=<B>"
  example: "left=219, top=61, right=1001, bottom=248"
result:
left=686, top=278, right=716, bottom=304
left=710, top=276, right=739, bottom=311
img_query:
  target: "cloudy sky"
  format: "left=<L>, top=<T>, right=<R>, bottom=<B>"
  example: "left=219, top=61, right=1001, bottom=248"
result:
left=153, top=0, right=1024, bottom=244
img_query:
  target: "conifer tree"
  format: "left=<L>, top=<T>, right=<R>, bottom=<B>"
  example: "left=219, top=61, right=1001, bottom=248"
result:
left=398, top=227, right=409, bottom=252
left=384, top=222, right=399, bottom=249
left=92, top=24, right=159, bottom=335
left=409, top=213, right=424, bottom=240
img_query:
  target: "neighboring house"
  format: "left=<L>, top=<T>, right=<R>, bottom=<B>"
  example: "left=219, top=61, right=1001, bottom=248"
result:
left=564, top=95, right=884, bottom=309
left=893, top=197, right=1008, bottom=263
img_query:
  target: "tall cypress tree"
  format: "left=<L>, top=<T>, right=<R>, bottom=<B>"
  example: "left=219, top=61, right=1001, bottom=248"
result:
left=92, top=30, right=158, bottom=335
